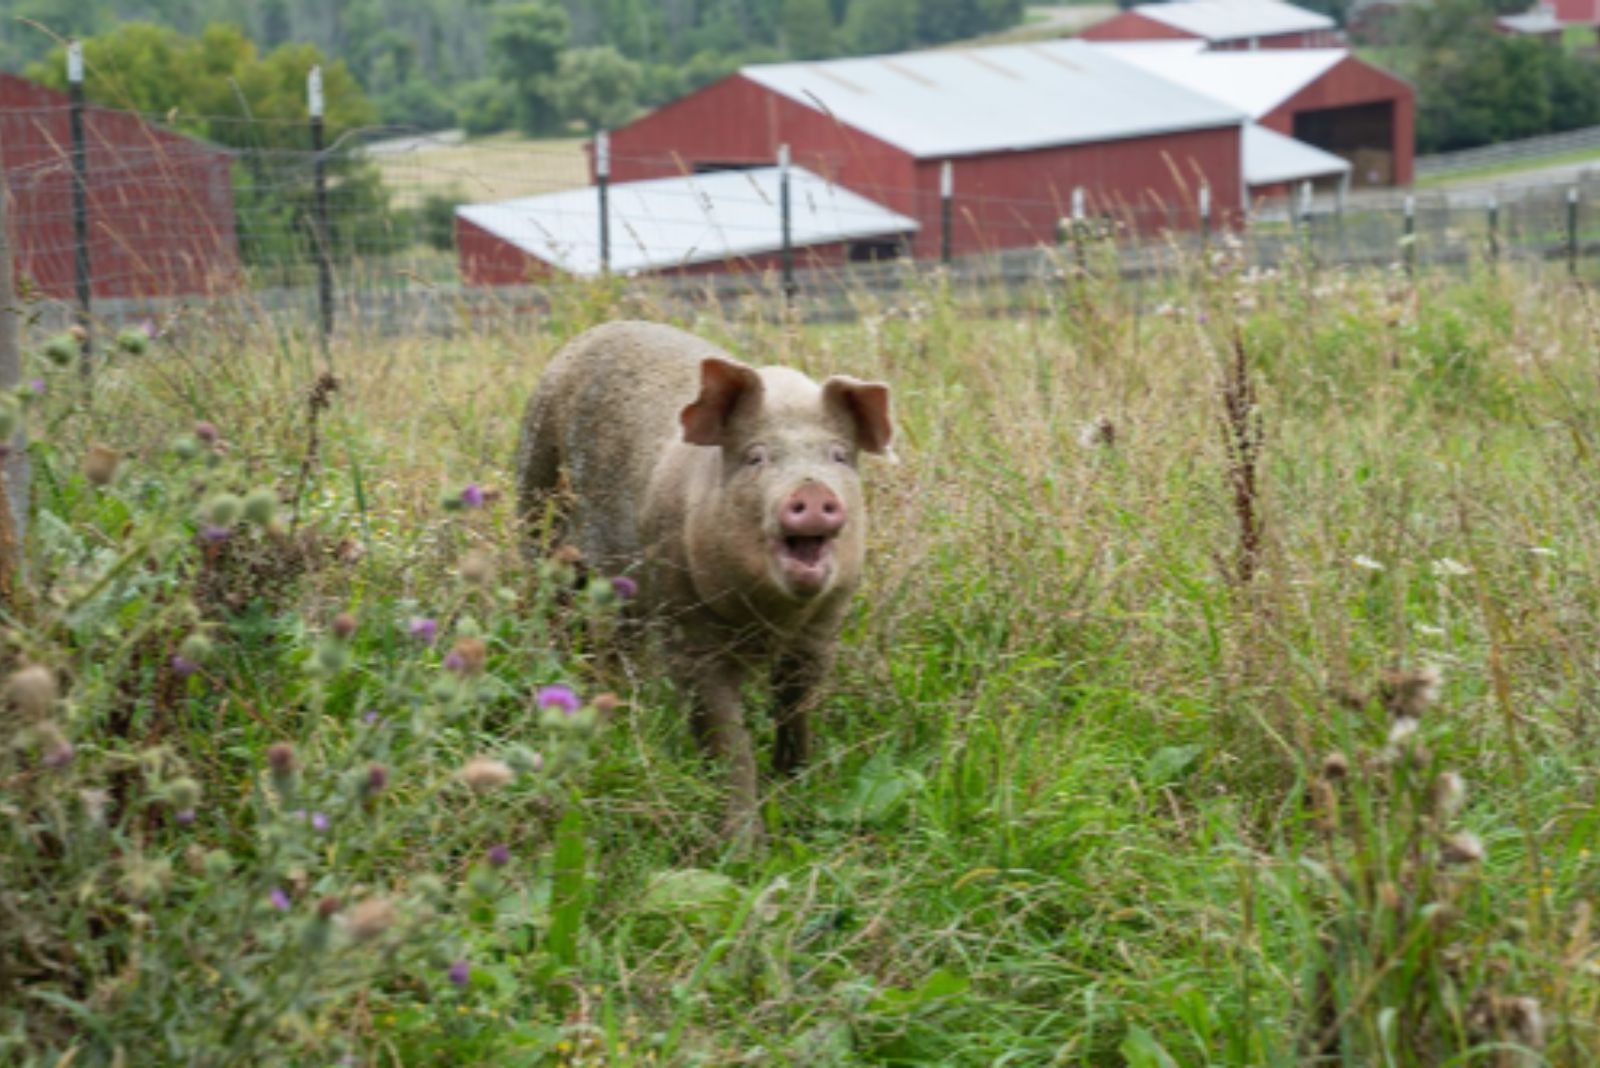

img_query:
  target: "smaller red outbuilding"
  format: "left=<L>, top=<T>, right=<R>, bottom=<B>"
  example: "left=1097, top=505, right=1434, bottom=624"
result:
left=457, top=166, right=919, bottom=283
left=0, top=73, right=240, bottom=300
left=1081, top=0, right=1342, bottom=50
left=1091, top=43, right=1415, bottom=187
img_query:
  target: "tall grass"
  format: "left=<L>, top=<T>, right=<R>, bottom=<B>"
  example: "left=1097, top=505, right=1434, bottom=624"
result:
left=4, top=252, right=1599, bottom=1065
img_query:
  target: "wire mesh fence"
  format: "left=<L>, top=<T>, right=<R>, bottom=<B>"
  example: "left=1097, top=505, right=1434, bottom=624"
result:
left=5, top=84, right=1600, bottom=342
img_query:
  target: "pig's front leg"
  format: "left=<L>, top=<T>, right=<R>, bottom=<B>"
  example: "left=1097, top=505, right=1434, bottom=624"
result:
left=684, top=653, right=762, bottom=841
left=772, top=647, right=830, bottom=776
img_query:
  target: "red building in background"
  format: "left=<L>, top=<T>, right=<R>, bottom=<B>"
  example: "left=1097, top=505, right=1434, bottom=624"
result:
left=605, top=41, right=1248, bottom=259
left=0, top=73, right=240, bottom=299
left=1081, top=0, right=1342, bottom=50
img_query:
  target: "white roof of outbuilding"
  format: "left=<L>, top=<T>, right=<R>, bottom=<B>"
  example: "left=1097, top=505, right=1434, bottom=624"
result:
left=1131, top=0, right=1336, bottom=42
left=1243, top=123, right=1350, bottom=185
left=1089, top=43, right=1347, bottom=118
left=738, top=40, right=1246, bottom=160
left=456, top=166, right=918, bottom=277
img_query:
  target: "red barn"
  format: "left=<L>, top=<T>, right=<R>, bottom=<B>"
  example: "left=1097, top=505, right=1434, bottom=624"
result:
left=606, top=41, right=1249, bottom=259
left=0, top=73, right=240, bottom=299
left=1080, top=0, right=1342, bottom=50
left=1548, top=0, right=1600, bottom=22
left=1093, top=43, right=1415, bottom=187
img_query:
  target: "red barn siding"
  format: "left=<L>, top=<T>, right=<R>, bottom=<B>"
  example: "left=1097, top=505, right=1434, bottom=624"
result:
left=607, top=74, right=918, bottom=218
left=1080, top=12, right=1336, bottom=47
left=913, top=127, right=1243, bottom=257
left=1258, top=55, right=1415, bottom=185
left=0, top=73, right=239, bottom=300
left=1079, top=13, right=1203, bottom=42
left=608, top=72, right=1243, bottom=260
left=1551, top=0, right=1600, bottom=22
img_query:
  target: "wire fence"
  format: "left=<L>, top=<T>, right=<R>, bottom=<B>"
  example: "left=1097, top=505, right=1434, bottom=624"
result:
left=5, top=77, right=1600, bottom=343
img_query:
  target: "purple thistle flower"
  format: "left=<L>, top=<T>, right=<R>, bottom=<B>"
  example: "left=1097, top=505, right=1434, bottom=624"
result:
left=176, top=808, right=196, bottom=825
left=487, top=844, right=511, bottom=868
left=41, top=743, right=74, bottom=769
left=28, top=379, right=45, bottom=395
left=171, top=655, right=199, bottom=678
left=447, top=959, right=471, bottom=987
left=443, top=651, right=465, bottom=673
left=1196, top=311, right=1210, bottom=324
left=610, top=575, right=639, bottom=600
left=408, top=617, right=438, bottom=644
left=536, top=684, right=581, bottom=715
left=140, top=319, right=159, bottom=340
left=200, top=525, right=232, bottom=545
left=269, top=887, right=291, bottom=912
left=311, top=811, right=330, bottom=832
left=461, top=483, right=485, bottom=509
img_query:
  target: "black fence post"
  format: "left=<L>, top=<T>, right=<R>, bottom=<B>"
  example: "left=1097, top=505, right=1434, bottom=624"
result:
left=67, top=40, right=91, bottom=378
left=1403, top=193, right=1416, bottom=280
left=308, top=66, right=332, bottom=348
left=1071, top=186, right=1086, bottom=272
left=1568, top=186, right=1579, bottom=279
left=1298, top=180, right=1313, bottom=263
left=940, top=160, right=952, bottom=266
left=779, top=143, right=794, bottom=301
left=1335, top=174, right=1347, bottom=260
left=1488, top=194, right=1499, bottom=263
left=596, top=129, right=610, bottom=275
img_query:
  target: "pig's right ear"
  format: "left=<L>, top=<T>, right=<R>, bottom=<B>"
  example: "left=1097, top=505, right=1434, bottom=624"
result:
left=681, top=357, right=763, bottom=446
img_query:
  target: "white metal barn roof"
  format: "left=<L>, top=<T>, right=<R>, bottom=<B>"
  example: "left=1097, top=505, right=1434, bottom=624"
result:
left=1242, top=123, right=1351, bottom=185
left=1089, top=43, right=1347, bottom=118
left=739, top=40, right=1246, bottom=160
left=456, top=166, right=919, bottom=277
left=1130, top=0, right=1336, bottom=42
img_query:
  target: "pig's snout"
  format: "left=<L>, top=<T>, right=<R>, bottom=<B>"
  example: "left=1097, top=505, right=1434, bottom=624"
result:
left=779, top=482, right=846, bottom=538
left=774, top=482, right=845, bottom=596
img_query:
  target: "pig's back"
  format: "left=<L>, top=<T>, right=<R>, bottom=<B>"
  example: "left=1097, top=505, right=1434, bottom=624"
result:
left=518, top=321, right=723, bottom=571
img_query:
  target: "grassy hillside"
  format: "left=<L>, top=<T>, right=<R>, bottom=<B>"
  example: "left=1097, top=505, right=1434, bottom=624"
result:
left=3, top=255, right=1598, bottom=1065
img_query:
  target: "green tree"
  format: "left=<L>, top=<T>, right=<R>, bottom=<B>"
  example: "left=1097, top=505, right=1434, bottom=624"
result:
left=29, top=23, right=393, bottom=271
left=549, top=46, right=644, bottom=131
left=490, top=0, right=570, bottom=134
left=782, top=0, right=836, bottom=59
left=843, top=0, right=917, bottom=53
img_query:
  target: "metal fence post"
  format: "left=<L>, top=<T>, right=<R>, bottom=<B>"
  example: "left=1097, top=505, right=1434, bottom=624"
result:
left=1298, top=180, right=1313, bottom=262
left=308, top=65, right=332, bottom=346
left=778, top=144, right=794, bottom=300
left=1568, top=186, right=1579, bottom=279
left=940, top=160, right=953, bottom=266
left=68, top=40, right=91, bottom=377
left=596, top=129, right=610, bottom=275
left=1199, top=182, right=1211, bottom=252
left=1071, top=186, right=1086, bottom=272
left=1488, top=194, right=1499, bottom=263
left=1403, top=193, right=1416, bottom=280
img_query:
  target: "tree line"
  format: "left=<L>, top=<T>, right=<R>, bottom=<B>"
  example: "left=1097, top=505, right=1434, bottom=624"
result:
left=1, top=0, right=1025, bottom=136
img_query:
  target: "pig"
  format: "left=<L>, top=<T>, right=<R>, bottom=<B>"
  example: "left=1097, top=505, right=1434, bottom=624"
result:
left=515, top=321, right=894, bottom=839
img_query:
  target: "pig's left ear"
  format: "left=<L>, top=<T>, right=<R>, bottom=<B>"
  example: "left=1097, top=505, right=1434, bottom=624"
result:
left=822, top=377, right=895, bottom=459
left=681, top=357, right=764, bottom=446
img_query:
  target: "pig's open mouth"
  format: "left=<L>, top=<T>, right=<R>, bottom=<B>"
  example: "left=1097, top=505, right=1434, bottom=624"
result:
left=776, top=535, right=835, bottom=592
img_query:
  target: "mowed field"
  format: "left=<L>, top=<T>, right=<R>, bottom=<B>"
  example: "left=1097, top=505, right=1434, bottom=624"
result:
left=4, top=255, right=1600, bottom=1065
left=368, top=131, right=591, bottom=209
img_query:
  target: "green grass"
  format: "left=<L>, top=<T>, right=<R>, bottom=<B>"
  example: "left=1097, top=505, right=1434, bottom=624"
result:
left=4, top=256, right=1600, bottom=1065
left=1417, top=144, right=1600, bottom=188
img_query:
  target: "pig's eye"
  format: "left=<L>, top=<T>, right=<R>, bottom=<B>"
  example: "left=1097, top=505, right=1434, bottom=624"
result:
left=828, top=443, right=851, bottom=465
left=743, top=445, right=770, bottom=467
